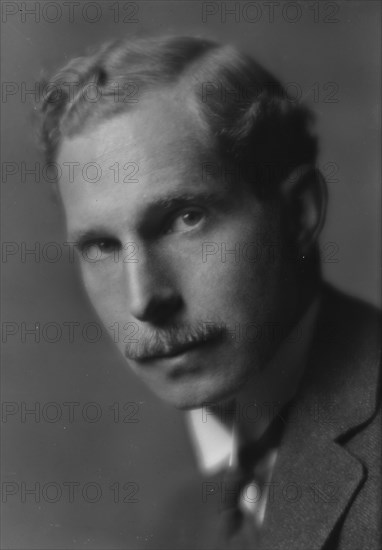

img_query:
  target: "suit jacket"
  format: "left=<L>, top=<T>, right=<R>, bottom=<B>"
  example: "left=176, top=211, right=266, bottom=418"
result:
left=149, top=284, right=381, bottom=550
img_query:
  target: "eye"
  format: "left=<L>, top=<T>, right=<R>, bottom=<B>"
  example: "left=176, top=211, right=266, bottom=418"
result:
left=80, top=238, right=119, bottom=262
left=166, top=208, right=205, bottom=234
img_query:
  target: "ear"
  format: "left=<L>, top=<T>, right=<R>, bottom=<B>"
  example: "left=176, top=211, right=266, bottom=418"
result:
left=279, top=165, right=328, bottom=257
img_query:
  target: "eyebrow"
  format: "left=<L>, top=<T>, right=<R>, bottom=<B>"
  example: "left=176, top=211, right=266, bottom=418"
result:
left=144, top=190, right=226, bottom=210
left=68, top=189, right=229, bottom=244
left=69, top=228, right=117, bottom=246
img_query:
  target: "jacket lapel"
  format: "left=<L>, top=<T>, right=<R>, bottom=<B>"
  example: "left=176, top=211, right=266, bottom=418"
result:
left=260, top=285, right=380, bottom=550
left=260, top=405, right=365, bottom=549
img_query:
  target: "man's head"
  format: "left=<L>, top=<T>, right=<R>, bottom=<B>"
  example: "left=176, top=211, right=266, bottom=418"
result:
left=40, top=35, right=327, bottom=409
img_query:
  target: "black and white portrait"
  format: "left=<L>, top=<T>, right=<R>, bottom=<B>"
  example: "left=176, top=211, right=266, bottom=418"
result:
left=1, top=1, right=381, bottom=549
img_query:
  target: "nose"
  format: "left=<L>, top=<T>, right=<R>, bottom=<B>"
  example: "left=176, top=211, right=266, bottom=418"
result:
left=125, top=252, right=183, bottom=324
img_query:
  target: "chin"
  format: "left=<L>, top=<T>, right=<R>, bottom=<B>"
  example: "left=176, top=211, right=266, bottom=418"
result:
left=152, top=375, right=245, bottom=411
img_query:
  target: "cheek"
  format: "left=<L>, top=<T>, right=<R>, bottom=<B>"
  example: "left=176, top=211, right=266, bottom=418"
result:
left=197, top=255, right=275, bottom=316
left=175, top=239, right=285, bottom=336
left=80, top=264, right=125, bottom=323
left=179, top=238, right=279, bottom=304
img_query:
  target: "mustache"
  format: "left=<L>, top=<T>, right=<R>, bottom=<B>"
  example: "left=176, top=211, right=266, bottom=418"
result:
left=124, top=322, right=225, bottom=362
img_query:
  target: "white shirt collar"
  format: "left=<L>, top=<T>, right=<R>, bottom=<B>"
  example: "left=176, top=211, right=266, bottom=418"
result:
left=186, top=297, right=321, bottom=475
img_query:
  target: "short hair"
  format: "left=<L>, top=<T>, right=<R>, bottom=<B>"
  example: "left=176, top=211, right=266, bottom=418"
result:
left=39, top=35, right=318, bottom=198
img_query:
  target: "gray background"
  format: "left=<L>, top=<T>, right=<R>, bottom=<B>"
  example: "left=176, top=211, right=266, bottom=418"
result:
left=1, top=1, right=381, bottom=548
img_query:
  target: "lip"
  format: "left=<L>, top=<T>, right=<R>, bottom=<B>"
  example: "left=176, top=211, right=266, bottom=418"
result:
left=129, top=338, right=209, bottom=364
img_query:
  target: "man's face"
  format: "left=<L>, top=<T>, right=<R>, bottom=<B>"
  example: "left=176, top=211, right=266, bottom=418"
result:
left=57, top=95, right=297, bottom=409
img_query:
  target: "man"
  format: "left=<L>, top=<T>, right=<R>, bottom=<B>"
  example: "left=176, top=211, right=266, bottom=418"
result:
left=39, top=36, right=380, bottom=549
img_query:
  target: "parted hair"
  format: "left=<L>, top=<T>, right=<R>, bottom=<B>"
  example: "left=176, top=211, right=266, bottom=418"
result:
left=39, top=34, right=318, bottom=198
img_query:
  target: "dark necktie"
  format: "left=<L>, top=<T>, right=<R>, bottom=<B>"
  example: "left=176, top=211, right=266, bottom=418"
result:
left=216, top=406, right=289, bottom=549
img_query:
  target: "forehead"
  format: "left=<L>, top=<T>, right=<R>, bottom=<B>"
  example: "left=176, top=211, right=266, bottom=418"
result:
left=56, top=95, right=223, bottom=233
left=57, top=93, right=212, bottom=180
